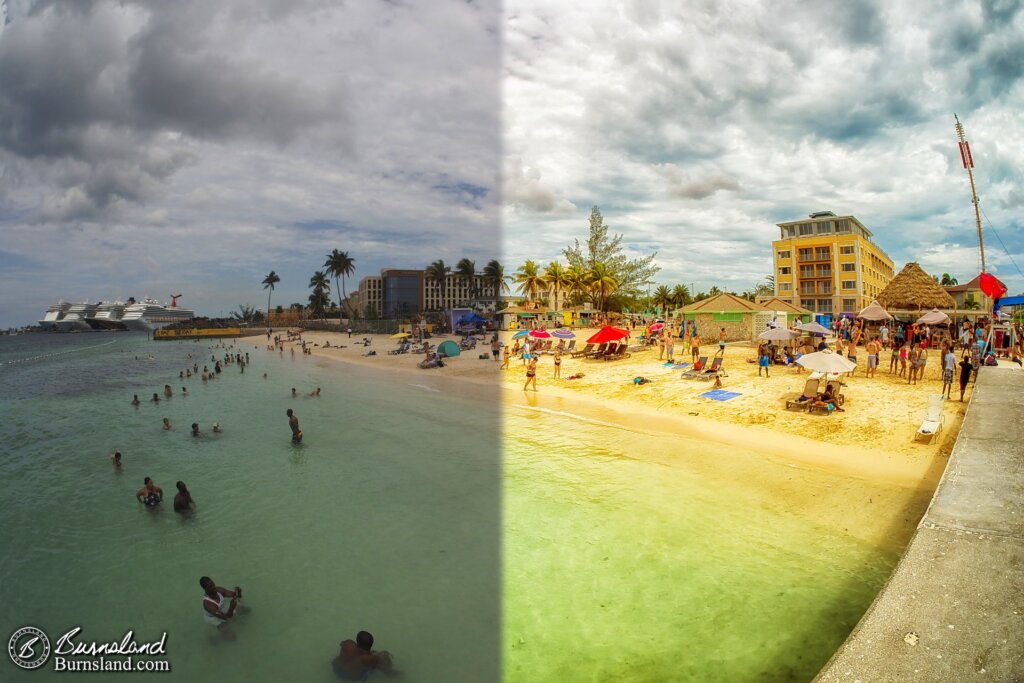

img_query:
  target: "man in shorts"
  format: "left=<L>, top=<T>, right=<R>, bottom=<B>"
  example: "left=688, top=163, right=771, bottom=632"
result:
left=865, top=337, right=880, bottom=378
left=287, top=409, right=302, bottom=443
left=942, top=346, right=957, bottom=399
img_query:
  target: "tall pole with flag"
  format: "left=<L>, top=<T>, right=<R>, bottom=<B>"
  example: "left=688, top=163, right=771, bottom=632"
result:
left=954, top=114, right=986, bottom=274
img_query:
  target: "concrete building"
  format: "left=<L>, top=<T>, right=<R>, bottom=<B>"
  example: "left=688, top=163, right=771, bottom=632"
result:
left=353, top=268, right=500, bottom=318
left=772, top=212, right=895, bottom=317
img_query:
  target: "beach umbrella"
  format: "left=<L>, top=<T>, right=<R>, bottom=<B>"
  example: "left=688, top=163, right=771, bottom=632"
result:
left=916, top=308, right=950, bottom=326
left=551, top=329, right=575, bottom=339
left=390, top=332, right=410, bottom=339
left=512, top=330, right=530, bottom=339
left=857, top=300, right=893, bottom=321
left=796, top=322, right=831, bottom=335
left=437, top=340, right=460, bottom=357
left=528, top=329, right=552, bottom=339
left=758, top=328, right=799, bottom=341
left=649, top=322, right=664, bottom=331
left=796, top=349, right=857, bottom=373
left=586, top=325, right=630, bottom=344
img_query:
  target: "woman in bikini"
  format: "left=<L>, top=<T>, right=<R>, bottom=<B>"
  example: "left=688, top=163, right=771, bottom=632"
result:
left=552, top=350, right=562, bottom=379
left=524, top=356, right=538, bottom=391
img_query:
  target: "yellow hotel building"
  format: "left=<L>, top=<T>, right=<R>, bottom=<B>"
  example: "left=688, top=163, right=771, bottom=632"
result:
left=772, top=212, right=894, bottom=317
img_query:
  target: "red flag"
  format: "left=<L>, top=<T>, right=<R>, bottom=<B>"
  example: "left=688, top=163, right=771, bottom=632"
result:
left=964, top=141, right=974, bottom=168
left=978, top=272, right=1006, bottom=299
left=959, top=142, right=967, bottom=169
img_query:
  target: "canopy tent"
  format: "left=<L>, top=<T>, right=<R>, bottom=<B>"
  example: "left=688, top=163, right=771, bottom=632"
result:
left=437, top=340, right=461, bottom=357
left=796, top=349, right=857, bottom=374
left=458, top=313, right=487, bottom=324
left=916, top=308, right=951, bottom=326
left=587, top=325, right=629, bottom=344
left=877, top=263, right=955, bottom=311
left=857, top=300, right=893, bottom=321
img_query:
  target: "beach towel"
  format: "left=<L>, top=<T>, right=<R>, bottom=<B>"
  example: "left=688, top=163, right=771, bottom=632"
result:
left=700, top=390, right=741, bottom=402
left=668, top=363, right=690, bottom=370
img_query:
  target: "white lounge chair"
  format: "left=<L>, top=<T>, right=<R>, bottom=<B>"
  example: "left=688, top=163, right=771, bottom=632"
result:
left=915, top=395, right=945, bottom=444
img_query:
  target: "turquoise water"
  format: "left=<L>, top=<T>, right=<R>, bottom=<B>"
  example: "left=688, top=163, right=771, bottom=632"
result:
left=0, top=333, right=501, bottom=682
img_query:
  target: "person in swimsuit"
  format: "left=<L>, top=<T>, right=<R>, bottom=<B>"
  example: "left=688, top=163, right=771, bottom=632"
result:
left=111, top=451, right=122, bottom=469
left=907, top=344, right=920, bottom=384
left=163, top=418, right=172, bottom=430
left=212, top=422, right=222, bottom=433
left=333, top=631, right=395, bottom=681
left=151, top=393, right=161, bottom=403
left=889, top=341, right=900, bottom=374
left=191, top=423, right=202, bottom=437
left=131, top=394, right=140, bottom=406
left=523, top=357, right=538, bottom=391
left=136, top=477, right=163, bottom=508
left=174, top=481, right=195, bottom=513
left=200, top=577, right=242, bottom=638
left=182, top=387, right=188, bottom=395
left=691, top=334, right=701, bottom=362
left=287, top=409, right=302, bottom=443
left=292, top=388, right=298, bottom=398
left=501, top=345, right=511, bottom=369
left=757, top=343, right=770, bottom=377
left=553, top=350, right=562, bottom=379
left=865, top=337, right=880, bottom=378
left=164, top=385, right=173, bottom=398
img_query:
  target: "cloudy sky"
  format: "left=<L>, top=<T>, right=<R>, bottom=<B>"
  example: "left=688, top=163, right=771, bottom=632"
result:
left=504, top=0, right=1024, bottom=298
left=1, top=0, right=1022, bottom=326
left=0, top=0, right=501, bottom=326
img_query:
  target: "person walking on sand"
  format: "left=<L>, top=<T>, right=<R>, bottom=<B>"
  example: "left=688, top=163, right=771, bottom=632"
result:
left=942, top=346, right=956, bottom=399
left=865, top=337, right=880, bottom=378
left=501, top=345, right=511, bottom=369
left=553, top=349, right=562, bottom=379
left=287, top=408, right=302, bottom=443
left=524, top=356, right=538, bottom=391
left=958, top=353, right=973, bottom=402
left=907, top=344, right=920, bottom=384
left=757, top=343, right=770, bottom=378
left=665, top=335, right=675, bottom=363
left=888, top=339, right=900, bottom=374
left=691, top=333, right=701, bottom=362
left=491, top=338, right=501, bottom=361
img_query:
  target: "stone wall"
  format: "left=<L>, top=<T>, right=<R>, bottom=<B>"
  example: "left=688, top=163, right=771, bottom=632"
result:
left=690, top=314, right=753, bottom=343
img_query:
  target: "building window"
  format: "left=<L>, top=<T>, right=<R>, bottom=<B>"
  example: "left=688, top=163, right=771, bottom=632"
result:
left=779, top=267, right=791, bottom=275
left=798, top=223, right=813, bottom=236
left=815, top=265, right=831, bottom=277
left=840, top=245, right=854, bottom=255
left=818, top=283, right=832, bottom=295
left=801, top=299, right=816, bottom=312
left=800, top=265, right=815, bottom=278
left=800, top=283, right=816, bottom=295
left=779, top=283, right=792, bottom=291
left=842, top=299, right=856, bottom=312
left=816, top=221, right=832, bottom=234
left=777, top=251, right=790, bottom=260
left=836, top=219, right=851, bottom=232
left=841, top=280, right=856, bottom=289
left=798, top=248, right=813, bottom=262
left=817, top=299, right=833, bottom=313
left=841, top=263, right=856, bottom=272
left=814, top=247, right=830, bottom=260
left=782, top=226, right=795, bottom=238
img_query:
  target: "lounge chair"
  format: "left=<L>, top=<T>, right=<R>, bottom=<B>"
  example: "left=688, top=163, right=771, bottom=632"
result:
left=785, top=378, right=820, bottom=411
left=586, top=343, right=609, bottom=359
left=571, top=343, right=593, bottom=359
left=695, top=357, right=723, bottom=380
left=603, top=342, right=631, bottom=360
left=824, top=380, right=845, bottom=406
left=914, top=395, right=945, bottom=443
left=565, top=340, right=577, bottom=353
left=681, top=357, right=709, bottom=379
left=595, top=343, right=617, bottom=360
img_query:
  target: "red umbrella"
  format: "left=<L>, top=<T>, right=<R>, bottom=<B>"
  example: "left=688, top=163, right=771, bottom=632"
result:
left=587, top=325, right=629, bottom=344
left=528, top=329, right=551, bottom=339
left=649, top=322, right=664, bottom=331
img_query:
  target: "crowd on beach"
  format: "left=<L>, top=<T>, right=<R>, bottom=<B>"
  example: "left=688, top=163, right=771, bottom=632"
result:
left=113, top=334, right=397, bottom=679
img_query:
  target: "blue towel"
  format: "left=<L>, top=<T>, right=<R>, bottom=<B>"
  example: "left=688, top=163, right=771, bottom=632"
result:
left=701, top=390, right=741, bottom=402
left=669, top=363, right=689, bottom=369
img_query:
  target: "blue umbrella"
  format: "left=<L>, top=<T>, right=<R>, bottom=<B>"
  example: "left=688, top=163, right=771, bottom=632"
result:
left=512, top=330, right=530, bottom=338
left=551, top=329, right=575, bottom=338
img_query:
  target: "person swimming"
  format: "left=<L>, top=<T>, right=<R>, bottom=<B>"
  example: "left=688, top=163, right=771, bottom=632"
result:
left=163, top=418, right=171, bottom=430
left=164, top=385, right=173, bottom=398
left=111, top=451, right=122, bottom=469
left=174, top=481, right=194, bottom=512
left=136, top=477, right=162, bottom=508
left=292, top=388, right=298, bottom=398
left=309, top=388, right=321, bottom=396
left=333, top=631, right=395, bottom=681
left=191, top=423, right=201, bottom=437
left=131, top=395, right=140, bottom=406
left=151, top=393, right=161, bottom=403
left=182, top=387, right=188, bottom=395
left=212, top=422, right=221, bottom=433
left=287, top=409, right=302, bottom=443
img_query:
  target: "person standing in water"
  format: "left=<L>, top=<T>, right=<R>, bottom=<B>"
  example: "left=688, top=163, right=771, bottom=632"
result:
left=111, top=451, right=123, bottom=469
left=136, top=477, right=163, bottom=508
left=523, top=356, right=538, bottom=391
left=163, top=418, right=172, bottom=430
left=131, top=395, right=140, bottom=406
left=287, top=409, right=302, bottom=443
left=174, top=481, right=195, bottom=512
left=333, top=631, right=395, bottom=681
left=200, top=577, right=243, bottom=637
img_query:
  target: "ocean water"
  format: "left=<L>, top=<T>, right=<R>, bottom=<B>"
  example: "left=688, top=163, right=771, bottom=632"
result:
left=0, top=333, right=501, bottom=682
left=0, top=333, right=918, bottom=682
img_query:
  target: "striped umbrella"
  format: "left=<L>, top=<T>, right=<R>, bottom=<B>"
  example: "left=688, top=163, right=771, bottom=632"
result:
left=551, top=329, right=575, bottom=339
left=528, top=329, right=552, bottom=339
left=512, top=330, right=530, bottom=339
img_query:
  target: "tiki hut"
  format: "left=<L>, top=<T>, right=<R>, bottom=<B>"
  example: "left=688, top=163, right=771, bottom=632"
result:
left=877, top=263, right=955, bottom=312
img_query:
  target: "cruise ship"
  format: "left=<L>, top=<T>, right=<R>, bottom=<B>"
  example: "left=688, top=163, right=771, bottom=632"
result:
left=120, top=296, right=195, bottom=331
left=38, top=302, right=72, bottom=330
left=85, top=301, right=128, bottom=331
left=53, top=302, right=100, bottom=332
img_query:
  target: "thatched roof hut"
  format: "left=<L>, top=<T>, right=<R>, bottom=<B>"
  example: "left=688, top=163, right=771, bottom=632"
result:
left=877, top=263, right=956, bottom=311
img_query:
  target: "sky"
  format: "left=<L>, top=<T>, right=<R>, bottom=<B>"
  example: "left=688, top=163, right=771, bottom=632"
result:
left=1, top=0, right=1022, bottom=327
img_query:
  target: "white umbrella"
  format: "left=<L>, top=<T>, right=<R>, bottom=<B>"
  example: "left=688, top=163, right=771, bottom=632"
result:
left=796, top=349, right=857, bottom=373
left=916, top=308, right=950, bottom=325
left=857, top=300, right=893, bottom=321
left=758, top=328, right=799, bottom=341
left=796, top=322, right=831, bottom=335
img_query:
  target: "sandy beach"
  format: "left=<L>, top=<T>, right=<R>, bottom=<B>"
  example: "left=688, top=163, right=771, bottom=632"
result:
left=281, top=327, right=969, bottom=492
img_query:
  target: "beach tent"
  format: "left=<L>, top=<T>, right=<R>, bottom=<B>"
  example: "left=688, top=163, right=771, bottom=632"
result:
left=437, top=340, right=460, bottom=358
left=857, top=300, right=893, bottom=321
left=796, top=349, right=857, bottom=374
left=916, top=308, right=951, bottom=325
left=587, top=325, right=629, bottom=344
left=877, top=263, right=955, bottom=312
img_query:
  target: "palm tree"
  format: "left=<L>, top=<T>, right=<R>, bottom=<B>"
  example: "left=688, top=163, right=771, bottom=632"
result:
left=324, top=250, right=356, bottom=319
left=940, top=273, right=958, bottom=286
left=262, top=271, right=280, bottom=323
left=671, top=284, right=690, bottom=308
left=708, top=285, right=722, bottom=296
left=588, top=263, right=619, bottom=312
left=425, top=260, right=450, bottom=311
left=543, top=261, right=569, bottom=311
left=514, top=260, right=545, bottom=302
left=308, top=271, right=331, bottom=319
left=652, top=284, right=673, bottom=315
left=455, top=258, right=476, bottom=305
left=482, top=260, right=510, bottom=306
left=564, top=264, right=589, bottom=308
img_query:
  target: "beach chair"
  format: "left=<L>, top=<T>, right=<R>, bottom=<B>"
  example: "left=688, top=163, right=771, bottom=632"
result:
left=914, top=395, right=945, bottom=444
left=565, top=340, right=576, bottom=353
left=695, top=357, right=723, bottom=380
left=571, top=343, right=593, bottom=359
left=595, top=343, right=618, bottom=360
left=824, top=380, right=845, bottom=406
left=603, top=343, right=630, bottom=360
left=785, top=378, right=820, bottom=411
left=681, top=357, right=709, bottom=379
left=586, top=343, right=608, bottom=359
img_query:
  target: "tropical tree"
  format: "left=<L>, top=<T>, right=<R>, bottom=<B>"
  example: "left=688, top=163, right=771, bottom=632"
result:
left=230, top=304, right=259, bottom=323
left=563, top=264, right=590, bottom=308
left=563, top=206, right=659, bottom=302
left=940, top=273, right=958, bottom=286
left=652, top=284, right=673, bottom=315
left=262, top=271, right=280, bottom=320
left=543, top=261, right=569, bottom=311
left=708, top=285, right=722, bottom=296
left=514, top=260, right=545, bottom=302
left=308, top=270, right=331, bottom=319
left=456, top=258, right=477, bottom=304
left=671, top=284, right=691, bottom=307
left=483, top=260, right=510, bottom=298
left=324, top=250, right=356, bottom=319
left=588, top=263, right=619, bottom=312
left=425, top=259, right=450, bottom=310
